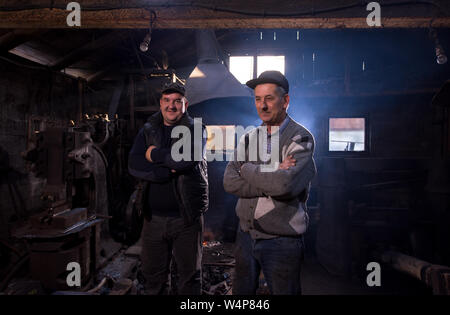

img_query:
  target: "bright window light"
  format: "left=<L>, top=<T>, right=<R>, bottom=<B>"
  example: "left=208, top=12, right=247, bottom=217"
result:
left=229, top=56, right=254, bottom=84
left=329, top=118, right=365, bottom=152
left=206, top=126, right=236, bottom=152
left=257, top=56, right=285, bottom=76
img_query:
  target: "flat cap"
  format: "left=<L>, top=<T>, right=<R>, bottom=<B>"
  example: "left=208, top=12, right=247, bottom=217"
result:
left=161, top=82, right=185, bottom=96
left=246, top=70, right=289, bottom=93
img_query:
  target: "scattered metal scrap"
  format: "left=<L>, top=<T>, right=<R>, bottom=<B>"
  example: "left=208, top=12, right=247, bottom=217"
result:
left=202, top=241, right=234, bottom=295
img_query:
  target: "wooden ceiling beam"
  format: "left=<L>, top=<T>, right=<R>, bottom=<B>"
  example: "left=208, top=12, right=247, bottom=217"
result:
left=0, top=7, right=449, bottom=29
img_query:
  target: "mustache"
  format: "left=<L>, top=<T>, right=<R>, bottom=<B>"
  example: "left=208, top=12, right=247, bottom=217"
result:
left=164, top=107, right=178, bottom=112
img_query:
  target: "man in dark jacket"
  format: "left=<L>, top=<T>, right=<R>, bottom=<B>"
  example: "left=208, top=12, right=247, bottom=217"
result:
left=128, top=82, right=208, bottom=295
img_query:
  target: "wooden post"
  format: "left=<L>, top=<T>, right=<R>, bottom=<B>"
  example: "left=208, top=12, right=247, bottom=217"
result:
left=381, top=250, right=450, bottom=295
left=78, top=78, right=84, bottom=124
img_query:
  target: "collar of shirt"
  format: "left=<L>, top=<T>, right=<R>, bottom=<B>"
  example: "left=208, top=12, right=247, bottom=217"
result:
left=264, top=115, right=290, bottom=156
left=266, top=115, right=290, bottom=138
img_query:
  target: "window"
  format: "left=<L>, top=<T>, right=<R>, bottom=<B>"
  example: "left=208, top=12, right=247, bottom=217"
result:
left=229, top=56, right=254, bottom=84
left=329, top=118, right=365, bottom=152
left=257, top=56, right=285, bottom=76
left=229, top=55, right=285, bottom=84
left=205, top=125, right=236, bottom=152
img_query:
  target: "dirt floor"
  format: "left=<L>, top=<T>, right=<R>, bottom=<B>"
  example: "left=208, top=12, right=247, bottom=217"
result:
left=1, top=239, right=432, bottom=295
left=300, top=254, right=431, bottom=295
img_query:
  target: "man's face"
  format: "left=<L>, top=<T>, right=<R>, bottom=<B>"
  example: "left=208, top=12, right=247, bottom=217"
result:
left=254, top=83, right=289, bottom=125
left=160, top=92, right=187, bottom=126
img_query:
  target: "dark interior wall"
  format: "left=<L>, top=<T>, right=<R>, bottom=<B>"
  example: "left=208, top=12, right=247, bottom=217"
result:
left=0, top=60, right=80, bottom=237
left=293, top=92, right=447, bottom=277
left=292, top=93, right=434, bottom=158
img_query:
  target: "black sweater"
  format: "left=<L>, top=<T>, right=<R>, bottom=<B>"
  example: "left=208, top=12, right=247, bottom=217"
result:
left=128, top=112, right=208, bottom=222
left=129, top=125, right=180, bottom=217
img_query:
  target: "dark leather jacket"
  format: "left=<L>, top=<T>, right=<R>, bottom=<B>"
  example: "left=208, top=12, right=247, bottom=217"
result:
left=129, top=111, right=209, bottom=225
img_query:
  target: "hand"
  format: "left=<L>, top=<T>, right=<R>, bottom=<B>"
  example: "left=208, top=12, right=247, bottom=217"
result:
left=279, top=155, right=296, bottom=170
left=145, top=145, right=157, bottom=162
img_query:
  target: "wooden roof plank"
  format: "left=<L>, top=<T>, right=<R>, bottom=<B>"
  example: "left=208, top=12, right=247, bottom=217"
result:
left=0, top=7, right=449, bottom=29
left=0, top=29, right=46, bottom=53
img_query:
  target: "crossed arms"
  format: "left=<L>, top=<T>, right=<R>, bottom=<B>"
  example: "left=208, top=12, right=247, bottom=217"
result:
left=223, top=139, right=315, bottom=200
left=128, top=126, right=207, bottom=182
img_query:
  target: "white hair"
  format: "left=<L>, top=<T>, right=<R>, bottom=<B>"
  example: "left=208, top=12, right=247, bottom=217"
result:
left=275, top=86, right=287, bottom=97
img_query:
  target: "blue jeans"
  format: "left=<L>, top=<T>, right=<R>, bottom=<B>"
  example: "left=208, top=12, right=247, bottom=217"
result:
left=233, top=228, right=304, bottom=295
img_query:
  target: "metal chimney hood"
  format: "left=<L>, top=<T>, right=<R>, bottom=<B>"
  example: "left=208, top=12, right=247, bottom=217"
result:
left=185, top=29, right=253, bottom=106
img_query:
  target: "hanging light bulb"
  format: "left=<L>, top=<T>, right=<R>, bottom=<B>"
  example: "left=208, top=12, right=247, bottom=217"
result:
left=436, top=45, right=448, bottom=65
left=139, top=10, right=156, bottom=53
left=140, top=33, right=151, bottom=52
left=429, top=27, right=447, bottom=65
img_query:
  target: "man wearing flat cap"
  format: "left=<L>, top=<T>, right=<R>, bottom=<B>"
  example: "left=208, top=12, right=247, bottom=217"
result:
left=128, top=82, right=208, bottom=295
left=223, top=71, right=317, bottom=295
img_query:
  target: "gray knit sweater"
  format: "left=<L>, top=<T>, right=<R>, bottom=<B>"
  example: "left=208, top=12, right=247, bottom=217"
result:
left=223, top=115, right=317, bottom=239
